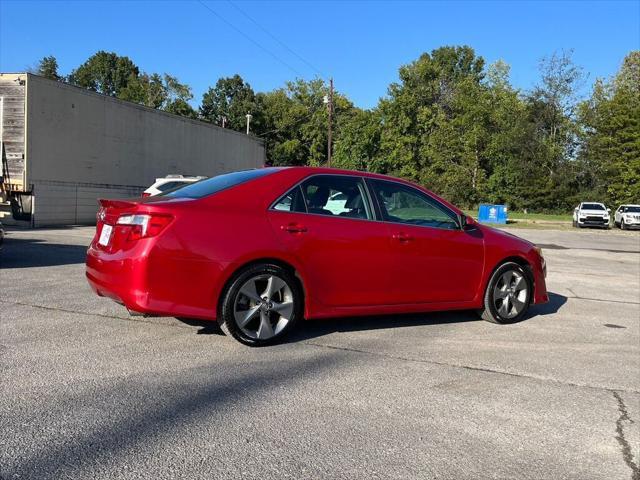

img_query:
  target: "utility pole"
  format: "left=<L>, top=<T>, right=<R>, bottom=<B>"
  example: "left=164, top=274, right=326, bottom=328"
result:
left=245, top=113, right=252, bottom=135
left=327, top=78, right=333, bottom=167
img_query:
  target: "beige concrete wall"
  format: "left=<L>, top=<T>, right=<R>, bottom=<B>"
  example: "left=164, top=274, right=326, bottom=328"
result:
left=21, top=74, right=265, bottom=226
left=25, top=74, right=264, bottom=186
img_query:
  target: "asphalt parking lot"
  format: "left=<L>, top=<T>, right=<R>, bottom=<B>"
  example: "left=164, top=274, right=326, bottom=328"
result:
left=1, top=226, right=639, bottom=480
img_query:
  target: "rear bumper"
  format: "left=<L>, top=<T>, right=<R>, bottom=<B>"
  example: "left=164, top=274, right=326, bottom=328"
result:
left=86, top=241, right=222, bottom=320
left=86, top=245, right=154, bottom=313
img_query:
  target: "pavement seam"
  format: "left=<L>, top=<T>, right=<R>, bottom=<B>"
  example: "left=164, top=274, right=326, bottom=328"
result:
left=303, top=341, right=640, bottom=395
left=4, top=299, right=640, bottom=395
left=0, top=299, right=196, bottom=330
left=612, top=391, right=640, bottom=480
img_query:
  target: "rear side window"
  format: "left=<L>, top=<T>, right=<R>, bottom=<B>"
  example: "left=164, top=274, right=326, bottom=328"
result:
left=271, top=175, right=373, bottom=220
left=273, top=185, right=307, bottom=212
left=165, top=169, right=274, bottom=199
left=301, top=175, right=372, bottom=219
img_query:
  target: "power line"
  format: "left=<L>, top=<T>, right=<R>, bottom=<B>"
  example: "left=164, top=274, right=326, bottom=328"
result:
left=226, top=0, right=328, bottom=80
left=196, top=0, right=305, bottom=78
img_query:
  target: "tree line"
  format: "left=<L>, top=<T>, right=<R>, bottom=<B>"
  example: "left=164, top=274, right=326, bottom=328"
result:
left=34, top=47, right=639, bottom=212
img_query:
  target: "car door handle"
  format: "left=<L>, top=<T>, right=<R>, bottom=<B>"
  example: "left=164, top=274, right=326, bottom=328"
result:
left=392, top=232, right=413, bottom=242
left=282, top=223, right=307, bottom=234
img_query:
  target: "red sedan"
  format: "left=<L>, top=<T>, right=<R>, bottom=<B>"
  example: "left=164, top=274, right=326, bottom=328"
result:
left=86, top=167, right=548, bottom=346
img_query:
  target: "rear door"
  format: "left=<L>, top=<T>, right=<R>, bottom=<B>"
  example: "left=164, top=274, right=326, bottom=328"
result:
left=267, top=174, right=394, bottom=308
left=368, top=179, right=484, bottom=304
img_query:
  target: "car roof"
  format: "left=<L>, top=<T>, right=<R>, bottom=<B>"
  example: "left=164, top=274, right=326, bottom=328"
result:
left=270, top=166, right=416, bottom=184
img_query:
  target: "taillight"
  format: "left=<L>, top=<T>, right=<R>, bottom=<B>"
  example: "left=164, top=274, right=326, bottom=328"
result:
left=116, top=214, right=172, bottom=241
left=142, top=192, right=151, bottom=198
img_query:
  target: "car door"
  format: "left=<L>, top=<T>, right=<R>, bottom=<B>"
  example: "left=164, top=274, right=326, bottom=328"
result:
left=267, top=174, right=394, bottom=308
left=368, top=179, right=484, bottom=304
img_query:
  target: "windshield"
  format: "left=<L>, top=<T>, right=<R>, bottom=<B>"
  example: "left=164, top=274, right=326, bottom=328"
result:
left=582, top=203, right=605, bottom=210
left=622, top=206, right=640, bottom=213
left=164, top=169, right=275, bottom=199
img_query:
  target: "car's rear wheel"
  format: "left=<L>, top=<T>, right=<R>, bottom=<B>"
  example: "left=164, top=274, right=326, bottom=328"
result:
left=218, top=263, right=303, bottom=346
left=478, top=262, right=532, bottom=324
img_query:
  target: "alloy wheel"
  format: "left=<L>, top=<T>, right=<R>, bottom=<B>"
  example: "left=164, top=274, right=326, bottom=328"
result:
left=233, top=274, right=294, bottom=340
left=492, top=270, right=528, bottom=319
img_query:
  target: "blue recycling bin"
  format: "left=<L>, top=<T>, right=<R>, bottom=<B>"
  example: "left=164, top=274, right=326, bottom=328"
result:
left=478, top=204, right=508, bottom=224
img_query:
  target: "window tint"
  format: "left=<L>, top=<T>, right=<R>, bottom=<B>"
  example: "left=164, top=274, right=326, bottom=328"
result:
left=370, top=179, right=459, bottom=230
left=582, top=203, right=605, bottom=210
left=164, top=169, right=274, bottom=199
left=273, top=186, right=307, bottom=212
left=298, top=175, right=372, bottom=219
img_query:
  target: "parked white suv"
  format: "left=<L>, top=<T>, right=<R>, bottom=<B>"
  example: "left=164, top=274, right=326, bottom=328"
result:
left=143, top=175, right=206, bottom=197
left=614, top=204, right=640, bottom=230
left=572, top=202, right=610, bottom=229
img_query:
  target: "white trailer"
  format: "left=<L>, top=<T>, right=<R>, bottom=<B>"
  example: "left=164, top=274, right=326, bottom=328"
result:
left=0, top=73, right=265, bottom=226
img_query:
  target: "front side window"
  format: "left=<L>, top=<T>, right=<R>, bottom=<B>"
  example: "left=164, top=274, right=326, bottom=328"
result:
left=370, top=179, right=459, bottom=230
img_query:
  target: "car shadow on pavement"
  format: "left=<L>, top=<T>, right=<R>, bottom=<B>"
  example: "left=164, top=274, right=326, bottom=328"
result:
left=526, top=292, right=568, bottom=317
left=288, top=291, right=568, bottom=343
left=0, top=237, right=89, bottom=268
left=175, top=317, right=224, bottom=335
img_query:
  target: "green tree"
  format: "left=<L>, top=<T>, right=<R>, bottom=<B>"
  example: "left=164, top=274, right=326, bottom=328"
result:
left=255, top=78, right=353, bottom=166
left=376, top=46, right=490, bottom=206
left=68, top=51, right=140, bottom=97
left=36, top=55, right=62, bottom=81
left=200, top=75, right=257, bottom=130
left=579, top=51, right=640, bottom=205
left=68, top=51, right=196, bottom=119
left=333, top=108, right=382, bottom=171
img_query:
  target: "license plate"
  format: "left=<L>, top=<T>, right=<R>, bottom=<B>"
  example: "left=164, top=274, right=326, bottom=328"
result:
left=98, top=224, right=113, bottom=246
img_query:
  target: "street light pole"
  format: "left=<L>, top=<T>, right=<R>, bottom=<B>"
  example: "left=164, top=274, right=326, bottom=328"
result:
left=245, top=113, right=253, bottom=135
left=327, top=78, right=333, bottom=167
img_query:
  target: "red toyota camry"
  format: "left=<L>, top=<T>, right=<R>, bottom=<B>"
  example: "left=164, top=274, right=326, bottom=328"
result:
left=86, top=167, right=548, bottom=346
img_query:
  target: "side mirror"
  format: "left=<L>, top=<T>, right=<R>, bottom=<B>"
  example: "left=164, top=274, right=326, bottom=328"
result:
left=460, top=215, right=477, bottom=231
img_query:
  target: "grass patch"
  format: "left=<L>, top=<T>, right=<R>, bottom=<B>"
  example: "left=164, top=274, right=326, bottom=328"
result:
left=463, top=210, right=572, bottom=223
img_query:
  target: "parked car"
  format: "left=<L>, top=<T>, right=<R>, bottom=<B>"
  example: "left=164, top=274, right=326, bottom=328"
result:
left=86, top=167, right=548, bottom=346
left=572, top=202, right=610, bottom=229
left=614, top=204, right=640, bottom=230
left=142, top=175, right=206, bottom=197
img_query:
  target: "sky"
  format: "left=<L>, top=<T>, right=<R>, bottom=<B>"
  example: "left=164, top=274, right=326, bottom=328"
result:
left=0, top=0, right=638, bottom=109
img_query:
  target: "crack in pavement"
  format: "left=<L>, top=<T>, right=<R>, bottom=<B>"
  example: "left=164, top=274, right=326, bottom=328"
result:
left=613, top=391, right=640, bottom=480
left=3, top=299, right=640, bottom=395
left=303, top=341, right=640, bottom=395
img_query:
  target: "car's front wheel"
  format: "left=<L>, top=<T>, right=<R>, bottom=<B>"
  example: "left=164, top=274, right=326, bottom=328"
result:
left=218, top=263, right=303, bottom=346
left=621, top=219, right=626, bottom=230
left=478, top=262, right=532, bottom=324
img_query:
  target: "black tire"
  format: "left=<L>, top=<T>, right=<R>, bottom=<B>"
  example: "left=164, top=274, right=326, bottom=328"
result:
left=478, top=262, right=532, bottom=324
left=621, top=220, right=626, bottom=230
left=218, top=263, right=303, bottom=346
